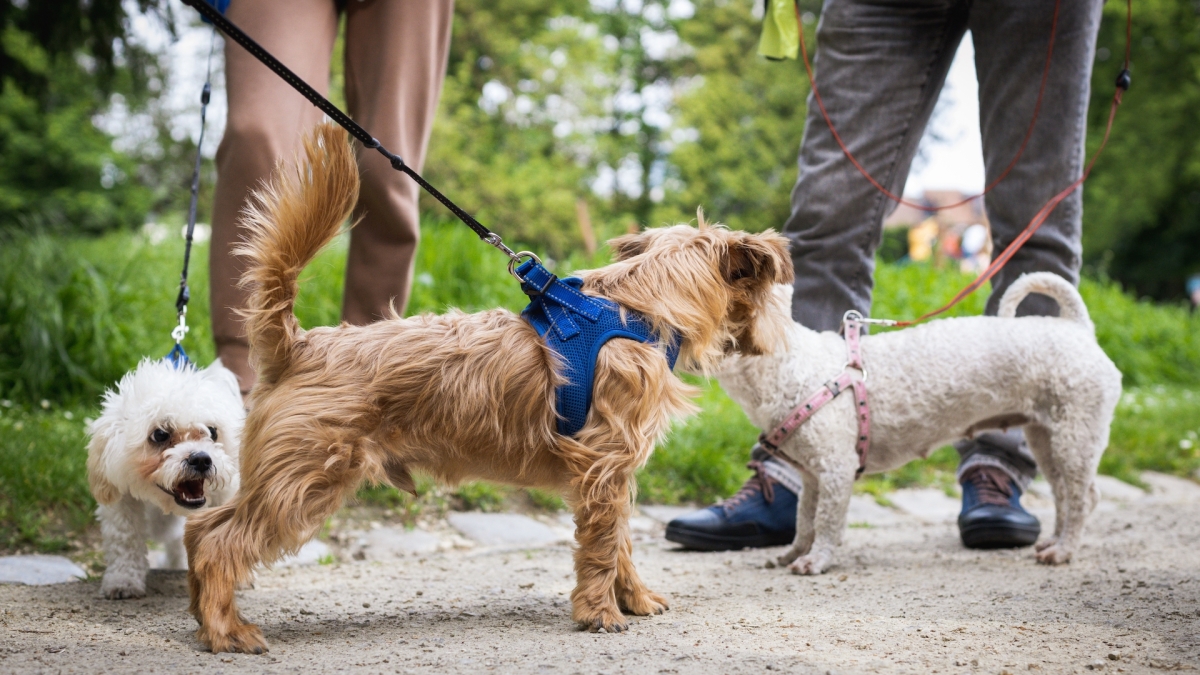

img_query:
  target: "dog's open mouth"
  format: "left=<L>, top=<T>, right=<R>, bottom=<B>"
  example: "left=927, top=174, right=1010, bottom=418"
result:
left=166, top=479, right=207, bottom=509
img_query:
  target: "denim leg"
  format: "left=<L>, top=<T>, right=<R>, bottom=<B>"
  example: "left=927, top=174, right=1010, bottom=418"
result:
left=771, top=0, right=970, bottom=491
left=970, top=0, right=1105, bottom=317
left=956, top=0, right=1103, bottom=481
left=785, top=0, right=970, bottom=332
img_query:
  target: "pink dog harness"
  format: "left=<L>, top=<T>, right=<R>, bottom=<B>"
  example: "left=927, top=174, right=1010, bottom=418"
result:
left=757, top=311, right=871, bottom=477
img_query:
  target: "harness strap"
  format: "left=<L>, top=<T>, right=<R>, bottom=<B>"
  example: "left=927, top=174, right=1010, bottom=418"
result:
left=758, top=313, right=870, bottom=477
left=517, top=260, right=606, bottom=341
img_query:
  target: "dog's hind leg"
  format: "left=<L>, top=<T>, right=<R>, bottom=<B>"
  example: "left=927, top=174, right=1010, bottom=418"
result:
left=186, top=426, right=370, bottom=653
left=787, top=464, right=854, bottom=576
left=777, top=469, right=817, bottom=567
left=1025, top=421, right=1105, bottom=565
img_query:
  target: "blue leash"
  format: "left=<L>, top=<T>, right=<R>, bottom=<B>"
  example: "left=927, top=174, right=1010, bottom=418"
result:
left=164, top=26, right=218, bottom=370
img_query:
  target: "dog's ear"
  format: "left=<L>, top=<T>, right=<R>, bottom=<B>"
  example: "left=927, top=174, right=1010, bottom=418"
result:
left=204, top=359, right=243, bottom=401
left=607, top=231, right=649, bottom=261
left=86, top=420, right=122, bottom=506
left=722, top=230, right=794, bottom=287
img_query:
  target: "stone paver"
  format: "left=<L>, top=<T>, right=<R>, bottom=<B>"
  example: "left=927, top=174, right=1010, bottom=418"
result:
left=888, top=488, right=960, bottom=523
left=846, top=494, right=907, bottom=526
left=638, top=505, right=694, bottom=524
left=447, top=512, right=567, bottom=547
left=275, top=539, right=332, bottom=568
left=0, top=555, right=87, bottom=586
left=1092, top=474, right=1148, bottom=502
left=352, top=527, right=440, bottom=561
left=1141, top=471, right=1200, bottom=504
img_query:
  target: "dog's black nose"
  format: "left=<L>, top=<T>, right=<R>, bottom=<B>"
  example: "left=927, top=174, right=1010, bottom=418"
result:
left=187, top=452, right=212, bottom=473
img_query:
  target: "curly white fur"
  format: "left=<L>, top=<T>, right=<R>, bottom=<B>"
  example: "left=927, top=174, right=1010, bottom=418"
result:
left=87, top=358, right=243, bottom=599
left=713, top=272, right=1122, bottom=574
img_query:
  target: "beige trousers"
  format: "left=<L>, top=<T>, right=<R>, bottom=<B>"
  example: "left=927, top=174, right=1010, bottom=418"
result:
left=208, top=0, right=454, bottom=394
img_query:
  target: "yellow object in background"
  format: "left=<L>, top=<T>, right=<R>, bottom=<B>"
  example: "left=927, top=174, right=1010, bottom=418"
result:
left=758, top=0, right=800, bottom=60
left=908, top=218, right=938, bottom=262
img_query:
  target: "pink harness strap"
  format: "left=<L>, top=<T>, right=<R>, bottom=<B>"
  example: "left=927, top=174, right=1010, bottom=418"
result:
left=758, top=312, right=871, bottom=477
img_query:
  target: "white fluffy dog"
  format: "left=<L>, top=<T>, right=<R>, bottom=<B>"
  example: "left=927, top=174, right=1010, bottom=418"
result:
left=714, top=272, right=1122, bottom=574
left=87, top=358, right=243, bottom=599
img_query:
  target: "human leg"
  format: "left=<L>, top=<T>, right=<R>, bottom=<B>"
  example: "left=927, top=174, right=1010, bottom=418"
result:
left=208, top=0, right=338, bottom=395
left=668, top=0, right=969, bottom=551
left=954, top=0, right=1104, bottom=547
left=340, top=0, right=454, bottom=324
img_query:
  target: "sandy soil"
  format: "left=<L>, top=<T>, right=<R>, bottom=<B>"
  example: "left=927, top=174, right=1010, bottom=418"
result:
left=2, top=495, right=1199, bottom=675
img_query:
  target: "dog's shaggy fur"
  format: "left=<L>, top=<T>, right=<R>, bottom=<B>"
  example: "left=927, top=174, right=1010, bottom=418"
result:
left=88, top=358, right=243, bottom=599
left=183, top=124, right=793, bottom=653
left=714, top=276, right=1122, bottom=575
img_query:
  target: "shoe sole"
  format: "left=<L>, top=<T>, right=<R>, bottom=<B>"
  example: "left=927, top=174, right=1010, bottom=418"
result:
left=664, top=523, right=795, bottom=552
left=959, top=522, right=1041, bottom=549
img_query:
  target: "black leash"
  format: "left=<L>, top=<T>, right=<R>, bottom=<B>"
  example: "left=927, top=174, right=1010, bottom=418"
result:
left=179, top=0, right=532, bottom=272
left=167, top=27, right=219, bottom=367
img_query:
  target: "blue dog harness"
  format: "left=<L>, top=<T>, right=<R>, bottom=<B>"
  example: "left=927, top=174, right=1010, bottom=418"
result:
left=516, top=260, right=680, bottom=437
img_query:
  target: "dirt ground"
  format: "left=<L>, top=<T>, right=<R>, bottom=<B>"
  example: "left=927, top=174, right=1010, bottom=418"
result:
left=2, top=493, right=1199, bottom=675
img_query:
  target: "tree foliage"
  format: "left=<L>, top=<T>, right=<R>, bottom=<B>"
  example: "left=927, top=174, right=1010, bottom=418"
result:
left=1081, top=0, right=1200, bottom=300
left=0, top=0, right=168, bottom=235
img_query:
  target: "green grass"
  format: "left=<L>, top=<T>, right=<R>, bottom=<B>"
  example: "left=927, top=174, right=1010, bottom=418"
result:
left=2, top=225, right=1199, bottom=552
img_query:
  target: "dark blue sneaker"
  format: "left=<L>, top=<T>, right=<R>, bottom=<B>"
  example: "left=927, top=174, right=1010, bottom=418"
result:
left=958, top=465, right=1041, bottom=549
left=665, top=461, right=797, bottom=551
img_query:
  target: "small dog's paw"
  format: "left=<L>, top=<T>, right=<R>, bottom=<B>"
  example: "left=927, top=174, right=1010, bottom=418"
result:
left=575, top=603, right=629, bottom=633
left=102, top=584, right=146, bottom=600
left=1035, top=545, right=1073, bottom=566
left=619, top=589, right=668, bottom=616
left=200, top=623, right=269, bottom=654
left=775, top=542, right=811, bottom=567
left=1034, top=537, right=1058, bottom=553
left=787, top=552, right=831, bottom=576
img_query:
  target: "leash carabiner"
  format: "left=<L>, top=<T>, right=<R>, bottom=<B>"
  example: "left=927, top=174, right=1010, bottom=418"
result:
left=172, top=306, right=190, bottom=345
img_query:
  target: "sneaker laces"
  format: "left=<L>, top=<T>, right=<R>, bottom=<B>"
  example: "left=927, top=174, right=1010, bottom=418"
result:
left=722, top=461, right=776, bottom=511
left=960, top=465, right=1014, bottom=506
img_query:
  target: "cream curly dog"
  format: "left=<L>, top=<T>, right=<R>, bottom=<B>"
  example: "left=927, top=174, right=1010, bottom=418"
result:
left=184, top=124, right=793, bottom=653
left=88, top=358, right=243, bottom=599
left=714, top=275, right=1122, bottom=575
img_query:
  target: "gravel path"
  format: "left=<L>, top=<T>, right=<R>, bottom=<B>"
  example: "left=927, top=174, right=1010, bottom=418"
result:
left=3, top=475, right=1199, bottom=674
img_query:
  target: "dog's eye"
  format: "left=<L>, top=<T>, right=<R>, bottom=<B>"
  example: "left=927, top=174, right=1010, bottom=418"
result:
left=207, top=426, right=218, bottom=441
left=149, top=428, right=170, bottom=444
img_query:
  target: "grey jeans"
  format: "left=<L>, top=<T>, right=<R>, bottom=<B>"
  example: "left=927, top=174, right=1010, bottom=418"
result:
left=761, top=0, right=1104, bottom=489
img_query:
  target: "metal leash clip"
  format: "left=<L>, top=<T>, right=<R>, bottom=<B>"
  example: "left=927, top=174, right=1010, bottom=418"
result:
left=172, top=306, right=190, bottom=344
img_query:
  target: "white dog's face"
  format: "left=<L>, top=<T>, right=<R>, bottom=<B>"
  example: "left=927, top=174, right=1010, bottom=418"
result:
left=87, top=358, right=244, bottom=516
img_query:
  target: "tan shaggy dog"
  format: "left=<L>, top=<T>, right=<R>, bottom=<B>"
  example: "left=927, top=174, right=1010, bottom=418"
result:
left=184, top=124, right=793, bottom=653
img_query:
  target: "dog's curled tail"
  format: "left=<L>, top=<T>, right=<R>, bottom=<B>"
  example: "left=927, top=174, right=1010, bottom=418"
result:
left=997, top=272, right=1093, bottom=333
left=235, top=123, right=359, bottom=385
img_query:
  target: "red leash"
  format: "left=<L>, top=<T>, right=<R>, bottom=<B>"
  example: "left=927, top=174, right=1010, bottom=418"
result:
left=792, top=0, right=1132, bottom=327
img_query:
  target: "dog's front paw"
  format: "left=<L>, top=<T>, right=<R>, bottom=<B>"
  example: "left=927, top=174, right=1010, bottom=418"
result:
left=574, top=602, right=629, bottom=633
left=1034, top=537, right=1057, bottom=553
left=787, top=551, right=832, bottom=575
left=775, top=541, right=812, bottom=567
left=199, top=623, right=269, bottom=654
left=101, top=579, right=146, bottom=600
left=618, top=589, right=668, bottom=616
left=1035, top=544, right=1073, bottom=565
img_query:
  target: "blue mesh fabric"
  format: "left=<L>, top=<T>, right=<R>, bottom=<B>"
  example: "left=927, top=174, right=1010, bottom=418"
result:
left=518, top=261, right=679, bottom=437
